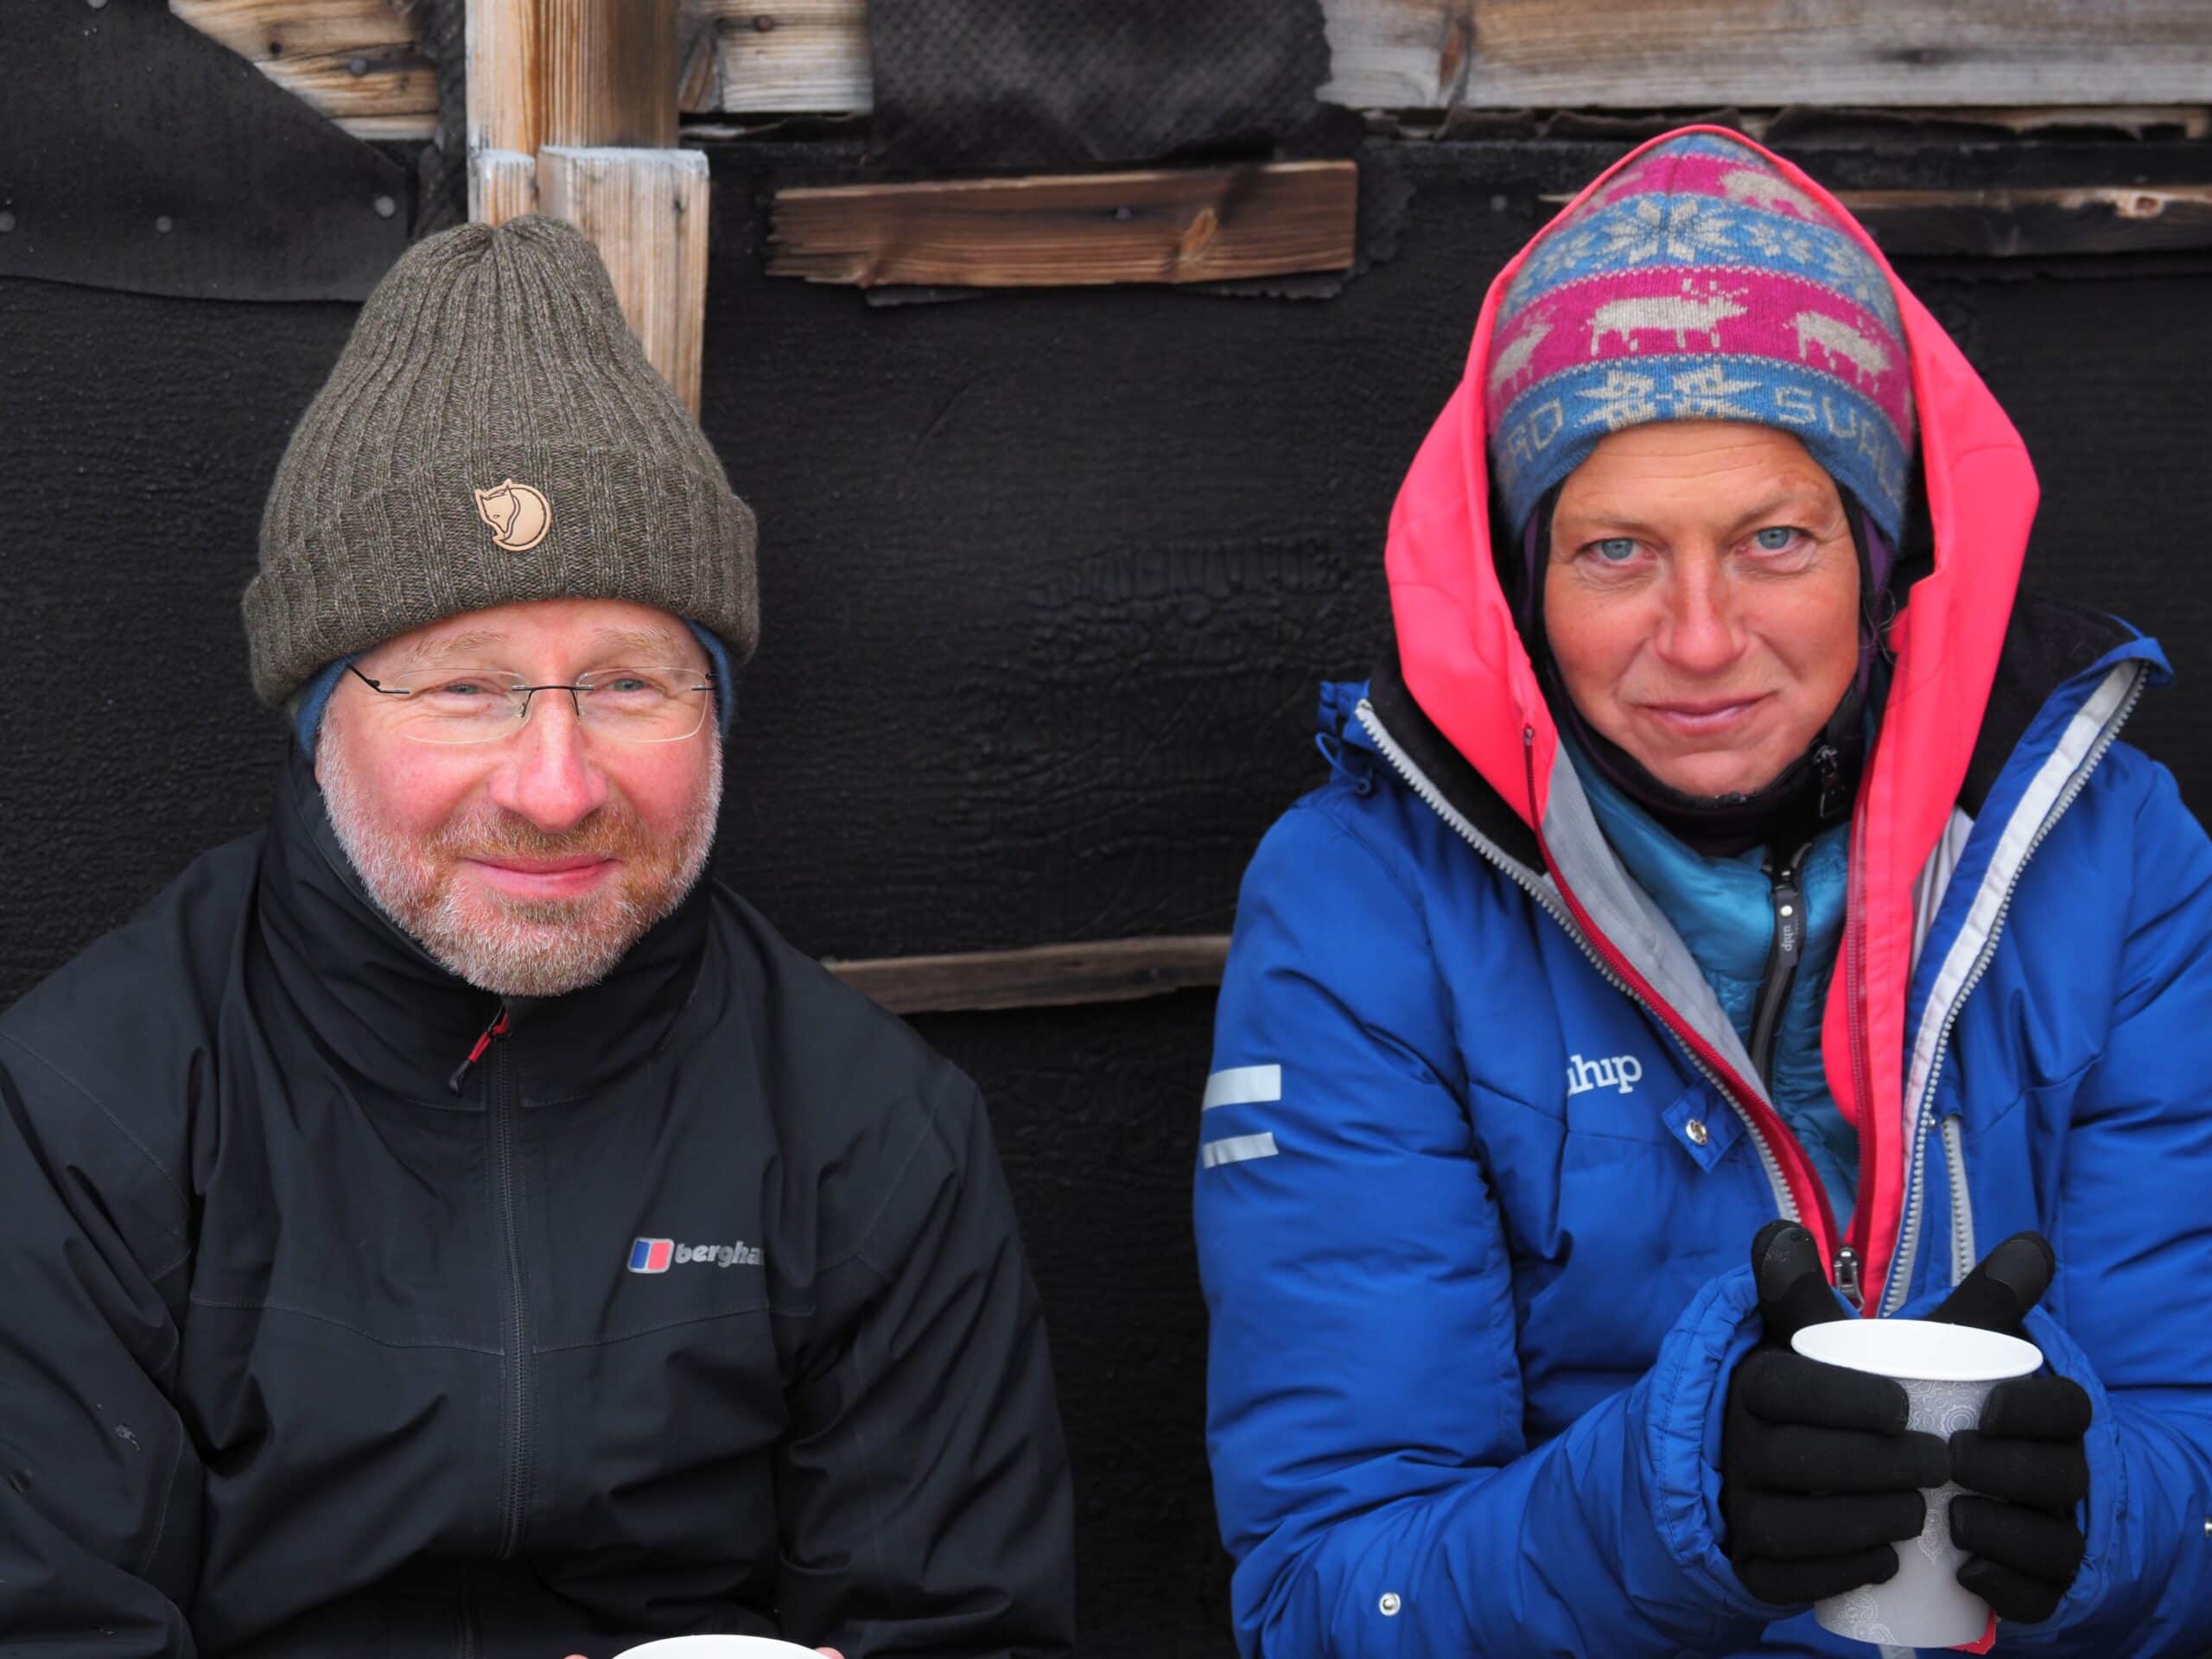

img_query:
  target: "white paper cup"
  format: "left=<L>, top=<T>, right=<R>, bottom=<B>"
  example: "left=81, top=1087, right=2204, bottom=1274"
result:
left=1790, top=1318, right=2043, bottom=1648
left=613, top=1641, right=820, bottom=1658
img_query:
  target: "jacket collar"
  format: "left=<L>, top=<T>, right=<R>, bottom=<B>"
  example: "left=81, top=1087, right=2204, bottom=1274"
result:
left=254, top=743, right=713, bottom=1106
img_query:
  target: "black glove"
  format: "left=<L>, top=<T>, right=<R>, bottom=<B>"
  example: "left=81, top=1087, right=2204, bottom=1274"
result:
left=1722, top=1221, right=1950, bottom=1605
left=1930, top=1232, right=2092, bottom=1624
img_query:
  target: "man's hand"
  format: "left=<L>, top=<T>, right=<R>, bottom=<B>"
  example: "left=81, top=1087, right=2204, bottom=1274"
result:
left=1721, top=1221, right=1950, bottom=1605
left=1929, top=1232, right=2091, bottom=1624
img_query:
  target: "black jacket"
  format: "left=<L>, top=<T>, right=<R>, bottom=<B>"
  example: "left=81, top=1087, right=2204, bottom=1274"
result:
left=0, top=753, right=1075, bottom=1656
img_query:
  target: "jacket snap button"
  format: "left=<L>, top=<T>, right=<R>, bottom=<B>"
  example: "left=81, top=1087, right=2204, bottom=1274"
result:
left=1378, top=1592, right=1402, bottom=1616
left=1686, top=1117, right=1710, bottom=1147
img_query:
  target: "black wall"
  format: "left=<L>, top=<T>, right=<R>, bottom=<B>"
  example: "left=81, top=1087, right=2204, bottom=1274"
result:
left=4, top=132, right=2209, bottom=1655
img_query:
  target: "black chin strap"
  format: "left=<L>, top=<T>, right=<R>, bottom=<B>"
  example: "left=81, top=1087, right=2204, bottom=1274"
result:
left=1520, top=491, right=1885, bottom=855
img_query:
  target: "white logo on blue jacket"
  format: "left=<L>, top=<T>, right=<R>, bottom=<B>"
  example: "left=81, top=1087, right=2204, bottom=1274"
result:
left=1566, top=1052, right=1643, bottom=1096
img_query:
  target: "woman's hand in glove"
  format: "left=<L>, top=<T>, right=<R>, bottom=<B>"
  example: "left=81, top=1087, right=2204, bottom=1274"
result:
left=1722, top=1221, right=1950, bottom=1605
left=1930, top=1232, right=2092, bottom=1624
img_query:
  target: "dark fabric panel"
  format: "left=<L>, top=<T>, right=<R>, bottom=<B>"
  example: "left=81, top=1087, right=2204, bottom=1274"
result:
left=866, top=0, right=1344, bottom=173
left=912, top=994, right=1231, bottom=1656
left=0, top=0, right=410, bottom=300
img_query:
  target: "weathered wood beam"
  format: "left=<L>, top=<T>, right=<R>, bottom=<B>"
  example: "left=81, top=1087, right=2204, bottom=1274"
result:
left=1535, top=183, right=2212, bottom=257
left=768, top=162, right=1360, bottom=289
left=690, top=0, right=870, bottom=114
left=824, top=936, right=1231, bottom=1016
left=466, top=0, right=679, bottom=157
left=468, top=146, right=538, bottom=223
left=1319, top=0, right=2212, bottom=111
left=461, top=0, right=707, bottom=419
left=176, top=0, right=2212, bottom=133
left=169, top=0, right=438, bottom=139
left=1843, top=184, right=2212, bottom=257
left=537, top=148, right=712, bottom=412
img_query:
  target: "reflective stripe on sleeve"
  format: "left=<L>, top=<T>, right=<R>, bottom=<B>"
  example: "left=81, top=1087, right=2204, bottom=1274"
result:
left=1200, top=1131, right=1280, bottom=1168
left=1202, top=1065, right=1282, bottom=1110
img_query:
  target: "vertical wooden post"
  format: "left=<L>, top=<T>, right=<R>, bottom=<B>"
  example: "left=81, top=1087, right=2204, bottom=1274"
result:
left=466, top=0, right=708, bottom=415
left=538, top=149, right=710, bottom=414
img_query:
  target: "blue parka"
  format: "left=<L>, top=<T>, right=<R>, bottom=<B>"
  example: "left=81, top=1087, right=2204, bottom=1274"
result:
left=1195, top=126, right=2212, bottom=1658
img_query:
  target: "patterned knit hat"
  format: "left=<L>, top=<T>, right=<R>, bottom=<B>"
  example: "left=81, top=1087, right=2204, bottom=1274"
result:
left=244, top=214, right=758, bottom=709
left=1485, top=132, right=1913, bottom=542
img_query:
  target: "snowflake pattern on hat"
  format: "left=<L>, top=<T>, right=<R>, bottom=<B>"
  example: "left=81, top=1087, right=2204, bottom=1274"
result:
left=1487, top=133, right=1915, bottom=539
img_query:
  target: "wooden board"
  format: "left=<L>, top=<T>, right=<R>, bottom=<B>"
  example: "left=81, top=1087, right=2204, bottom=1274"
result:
left=768, top=162, right=1359, bottom=289
left=169, top=0, right=437, bottom=138
left=1534, top=181, right=2212, bottom=257
left=175, top=0, right=2212, bottom=130
left=468, top=146, right=537, bottom=223
left=689, top=0, right=871, bottom=114
left=826, top=937, right=1232, bottom=1015
left=537, top=148, right=711, bottom=411
left=1843, top=183, right=2212, bottom=257
left=1319, top=0, right=2212, bottom=111
left=465, top=0, right=678, bottom=155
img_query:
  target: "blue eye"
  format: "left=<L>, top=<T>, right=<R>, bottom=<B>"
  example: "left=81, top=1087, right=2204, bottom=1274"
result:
left=1592, top=537, right=1639, bottom=563
left=1754, top=526, right=1799, bottom=551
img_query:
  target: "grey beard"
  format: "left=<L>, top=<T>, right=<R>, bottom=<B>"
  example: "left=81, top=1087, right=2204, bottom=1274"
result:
left=316, top=732, right=722, bottom=999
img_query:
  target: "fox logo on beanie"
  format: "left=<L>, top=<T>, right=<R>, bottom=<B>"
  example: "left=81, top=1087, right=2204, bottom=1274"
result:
left=472, top=478, right=554, bottom=553
left=244, top=215, right=758, bottom=709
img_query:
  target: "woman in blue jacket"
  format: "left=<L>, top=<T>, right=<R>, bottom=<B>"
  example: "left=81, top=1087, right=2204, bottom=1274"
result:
left=1196, top=126, right=2212, bottom=1656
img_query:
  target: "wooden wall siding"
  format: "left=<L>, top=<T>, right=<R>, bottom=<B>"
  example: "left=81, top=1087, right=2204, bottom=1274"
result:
left=175, top=0, right=2212, bottom=138
left=767, top=162, right=1360, bottom=288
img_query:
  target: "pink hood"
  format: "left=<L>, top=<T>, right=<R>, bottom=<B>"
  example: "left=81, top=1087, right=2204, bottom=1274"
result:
left=1384, top=124, right=2037, bottom=1308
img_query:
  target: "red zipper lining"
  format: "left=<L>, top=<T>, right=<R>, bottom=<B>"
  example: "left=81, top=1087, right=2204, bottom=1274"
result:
left=1523, top=732, right=1842, bottom=1269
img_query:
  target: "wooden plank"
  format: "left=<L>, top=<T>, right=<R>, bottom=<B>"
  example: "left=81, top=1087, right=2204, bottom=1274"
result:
left=537, top=148, right=711, bottom=412
left=465, top=0, right=677, bottom=158
left=690, top=0, right=871, bottom=114
left=469, top=146, right=538, bottom=224
left=1319, top=0, right=2212, bottom=111
left=176, top=0, right=2212, bottom=128
left=768, top=162, right=1360, bottom=289
left=169, top=0, right=436, bottom=137
left=824, top=937, right=1231, bottom=1015
left=1535, top=182, right=2212, bottom=257
left=1843, top=184, right=2212, bottom=257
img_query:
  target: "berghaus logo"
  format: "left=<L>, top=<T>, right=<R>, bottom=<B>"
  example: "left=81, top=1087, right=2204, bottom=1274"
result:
left=628, top=1236, right=764, bottom=1273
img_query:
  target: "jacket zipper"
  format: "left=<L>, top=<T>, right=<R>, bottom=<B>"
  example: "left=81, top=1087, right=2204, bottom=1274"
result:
left=448, top=1007, right=510, bottom=1095
left=1879, top=662, right=2147, bottom=1313
left=1353, top=699, right=1832, bottom=1250
left=1942, top=1115, right=1978, bottom=1286
left=1747, top=845, right=1809, bottom=1088
left=1841, top=786, right=1876, bottom=1308
left=486, top=1014, right=535, bottom=1559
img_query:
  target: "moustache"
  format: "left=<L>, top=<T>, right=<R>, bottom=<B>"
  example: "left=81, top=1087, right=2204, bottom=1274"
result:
left=429, top=804, right=657, bottom=868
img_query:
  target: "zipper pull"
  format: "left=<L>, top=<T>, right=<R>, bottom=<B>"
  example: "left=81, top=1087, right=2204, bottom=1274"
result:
left=1832, top=1243, right=1864, bottom=1310
left=448, top=1006, right=511, bottom=1096
left=1814, top=741, right=1847, bottom=822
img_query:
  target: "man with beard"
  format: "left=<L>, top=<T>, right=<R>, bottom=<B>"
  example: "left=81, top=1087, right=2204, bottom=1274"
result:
left=0, top=217, right=1075, bottom=1658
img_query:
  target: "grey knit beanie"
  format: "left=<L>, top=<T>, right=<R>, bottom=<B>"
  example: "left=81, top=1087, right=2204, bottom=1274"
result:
left=244, top=214, right=757, bottom=708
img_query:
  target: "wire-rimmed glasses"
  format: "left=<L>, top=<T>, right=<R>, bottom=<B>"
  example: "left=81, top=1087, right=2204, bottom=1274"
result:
left=345, top=663, right=715, bottom=745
